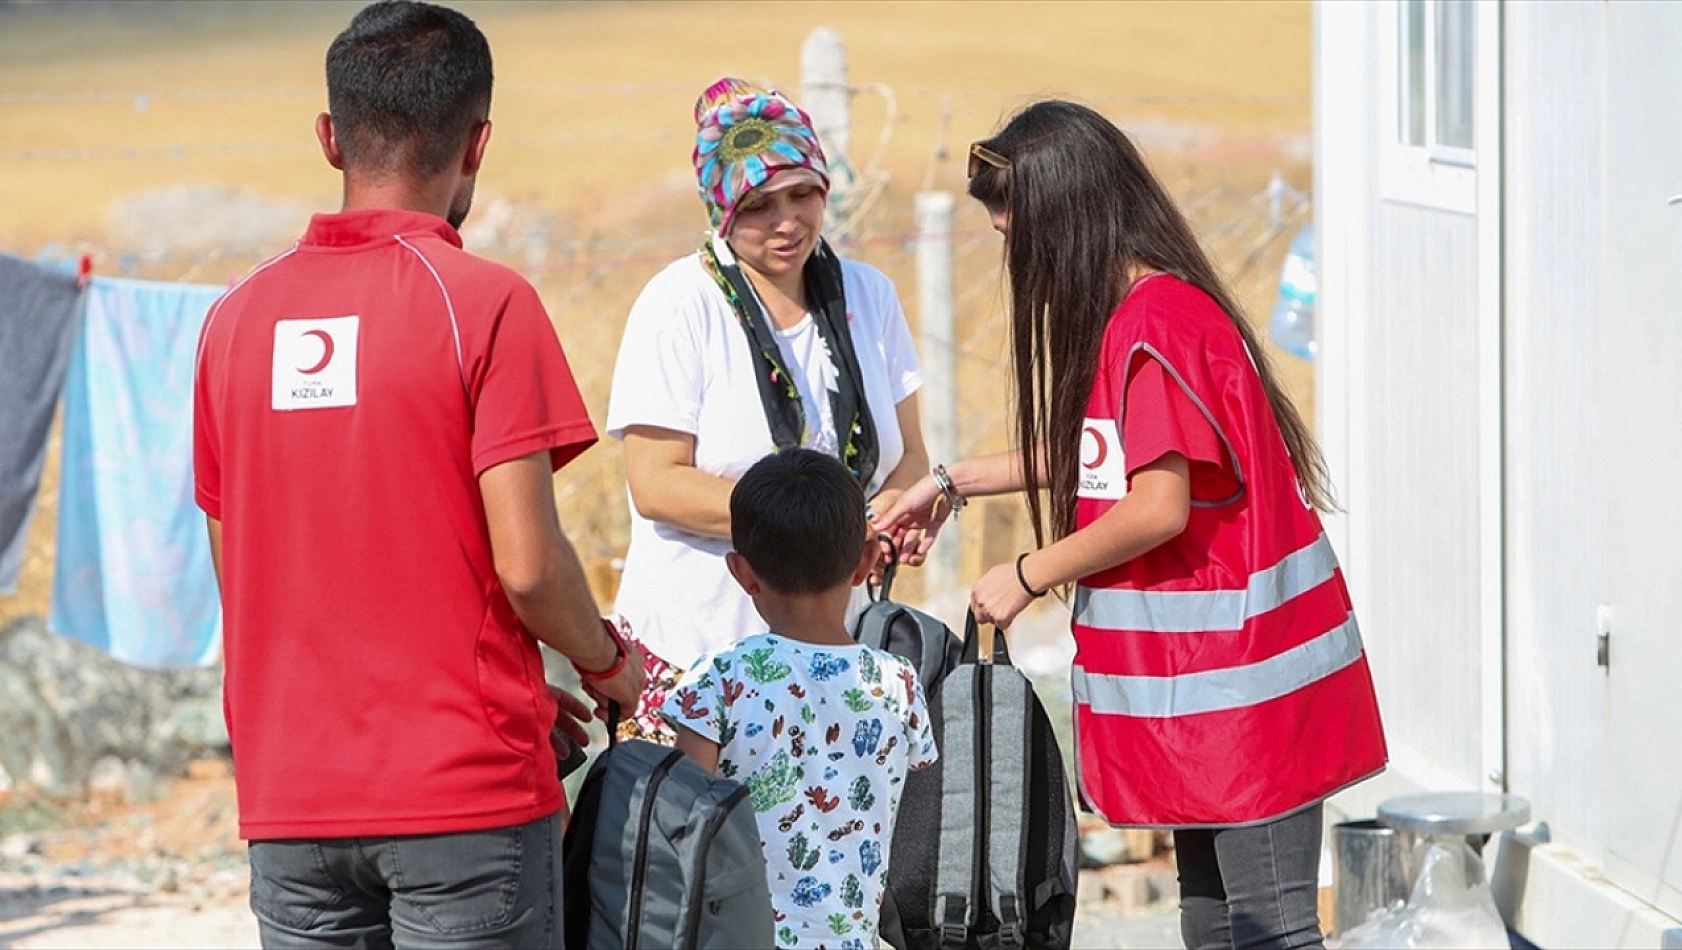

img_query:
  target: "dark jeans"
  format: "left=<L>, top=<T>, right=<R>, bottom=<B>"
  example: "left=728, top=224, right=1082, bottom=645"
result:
left=1175, top=803, right=1326, bottom=950
left=247, top=813, right=563, bottom=950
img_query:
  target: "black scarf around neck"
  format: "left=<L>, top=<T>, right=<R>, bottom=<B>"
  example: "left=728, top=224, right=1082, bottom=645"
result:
left=701, top=236, right=880, bottom=490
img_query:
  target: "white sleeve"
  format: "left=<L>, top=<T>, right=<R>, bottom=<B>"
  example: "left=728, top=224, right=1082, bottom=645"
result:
left=866, top=268, right=923, bottom=404
left=606, top=267, right=707, bottom=441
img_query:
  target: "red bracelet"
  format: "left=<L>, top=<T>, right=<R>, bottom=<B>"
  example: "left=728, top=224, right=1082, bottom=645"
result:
left=576, top=617, right=631, bottom=682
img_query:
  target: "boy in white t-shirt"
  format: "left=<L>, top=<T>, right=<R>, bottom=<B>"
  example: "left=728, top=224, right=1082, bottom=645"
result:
left=661, top=449, right=938, bottom=950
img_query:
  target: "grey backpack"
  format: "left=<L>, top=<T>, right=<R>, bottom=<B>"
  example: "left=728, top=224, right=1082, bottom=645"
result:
left=853, top=536, right=964, bottom=693
left=561, top=711, right=774, bottom=950
left=879, top=613, right=1080, bottom=950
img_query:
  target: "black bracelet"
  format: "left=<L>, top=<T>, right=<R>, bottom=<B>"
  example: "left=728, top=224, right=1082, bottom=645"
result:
left=1015, top=552, right=1047, bottom=599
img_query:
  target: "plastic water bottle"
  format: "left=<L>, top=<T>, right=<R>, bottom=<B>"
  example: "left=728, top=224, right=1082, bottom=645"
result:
left=1269, top=224, right=1316, bottom=360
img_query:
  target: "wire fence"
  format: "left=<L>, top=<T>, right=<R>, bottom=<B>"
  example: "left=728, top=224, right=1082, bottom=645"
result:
left=2, top=70, right=1313, bottom=623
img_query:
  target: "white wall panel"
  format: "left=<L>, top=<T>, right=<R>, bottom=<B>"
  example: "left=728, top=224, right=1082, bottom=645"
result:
left=1600, top=0, right=1682, bottom=917
left=1500, top=0, right=1607, bottom=862
left=1360, top=202, right=1485, bottom=791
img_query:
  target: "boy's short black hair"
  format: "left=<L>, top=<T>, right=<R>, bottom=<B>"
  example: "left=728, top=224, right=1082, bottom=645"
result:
left=325, top=0, right=492, bottom=176
left=731, top=449, right=867, bottom=595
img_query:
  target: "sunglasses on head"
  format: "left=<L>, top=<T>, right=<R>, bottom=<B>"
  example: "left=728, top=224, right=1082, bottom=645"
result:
left=967, top=142, right=1011, bottom=179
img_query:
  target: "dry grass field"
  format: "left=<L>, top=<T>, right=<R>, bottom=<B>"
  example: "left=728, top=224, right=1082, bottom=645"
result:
left=0, top=0, right=1314, bottom=629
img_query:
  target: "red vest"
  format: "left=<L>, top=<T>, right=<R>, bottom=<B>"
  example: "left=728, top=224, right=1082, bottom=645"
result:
left=1071, top=275, right=1386, bottom=827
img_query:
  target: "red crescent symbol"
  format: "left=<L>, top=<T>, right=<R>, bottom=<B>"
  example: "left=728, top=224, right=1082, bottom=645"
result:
left=1081, top=425, right=1107, bottom=469
left=297, top=329, right=334, bottom=375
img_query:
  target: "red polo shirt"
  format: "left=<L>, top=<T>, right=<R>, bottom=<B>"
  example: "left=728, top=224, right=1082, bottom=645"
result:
left=194, top=209, right=596, bottom=840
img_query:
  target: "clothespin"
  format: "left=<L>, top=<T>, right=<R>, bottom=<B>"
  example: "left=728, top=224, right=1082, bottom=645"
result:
left=76, top=254, right=92, bottom=291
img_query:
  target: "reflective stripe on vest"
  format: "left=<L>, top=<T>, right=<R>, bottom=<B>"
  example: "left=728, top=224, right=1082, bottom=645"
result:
left=1073, top=532, right=1339, bottom=634
left=1072, top=612, right=1364, bottom=718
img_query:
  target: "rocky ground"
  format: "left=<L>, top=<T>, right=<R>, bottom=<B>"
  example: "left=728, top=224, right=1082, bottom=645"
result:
left=0, top=760, right=251, bottom=948
left=0, top=760, right=1181, bottom=949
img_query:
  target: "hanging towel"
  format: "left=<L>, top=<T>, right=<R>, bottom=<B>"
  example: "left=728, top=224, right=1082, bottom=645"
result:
left=51, top=276, right=225, bottom=668
left=0, top=254, right=83, bottom=594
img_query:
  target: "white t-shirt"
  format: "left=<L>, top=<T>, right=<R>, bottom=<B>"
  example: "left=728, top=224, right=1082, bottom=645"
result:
left=659, top=634, right=939, bottom=950
left=606, top=251, right=923, bottom=666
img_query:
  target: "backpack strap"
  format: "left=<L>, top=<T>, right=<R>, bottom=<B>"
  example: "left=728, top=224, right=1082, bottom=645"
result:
left=867, top=533, right=899, bottom=603
left=854, top=602, right=898, bottom=651
left=960, top=610, right=1013, bottom=667
left=933, top=675, right=978, bottom=950
left=984, top=671, right=1031, bottom=950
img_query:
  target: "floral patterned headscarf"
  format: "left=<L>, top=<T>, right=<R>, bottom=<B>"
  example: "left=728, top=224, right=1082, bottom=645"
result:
left=692, top=77, right=830, bottom=235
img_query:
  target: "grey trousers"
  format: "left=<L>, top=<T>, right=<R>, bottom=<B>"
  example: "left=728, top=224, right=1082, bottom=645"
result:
left=1174, top=803, right=1326, bottom=950
left=247, top=813, right=563, bottom=950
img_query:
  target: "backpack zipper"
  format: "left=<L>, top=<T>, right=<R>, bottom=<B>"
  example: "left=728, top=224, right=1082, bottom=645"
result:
left=680, top=784, right=753, bottom=944
left=626, top=751, right=682, bottom=950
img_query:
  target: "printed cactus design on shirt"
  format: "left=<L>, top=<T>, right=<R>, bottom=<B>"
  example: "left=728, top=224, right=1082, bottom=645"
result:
left=840, top=873, right=865, bottom=909
left=722, top=676, right=745, bottom=704
left=790, top=875, right=832, bottom=908
left=743, top=646, right=793, bottom=683
left=673, top=687, right=709, bottom=723
left=787, top=832, right=821, bottom=871
left=806, top=785, right=841, bottom=812
left=874, top=735, right=899, bottom=766
left=747, top=749, right=800, bottom=811
left=852, top=719, right=883, bottom=757
left=848, top=775, right=876, bottom=811
left=857, top=649, right=880, bottom=684
left=809, top=653, right=851, bottom=681
left=859, top=840, right=883, bottom=876
left=655, top=636, right=941, bottom=950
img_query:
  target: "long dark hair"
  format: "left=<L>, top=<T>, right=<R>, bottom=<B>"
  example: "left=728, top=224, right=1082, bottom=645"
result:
left=967, top=100, right=1334, bottom=547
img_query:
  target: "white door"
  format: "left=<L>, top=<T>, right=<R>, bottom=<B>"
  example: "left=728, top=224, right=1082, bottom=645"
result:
left=1342, top=0, right=1504, bottom=798
left=1600, top=0, right=1682, bottom=918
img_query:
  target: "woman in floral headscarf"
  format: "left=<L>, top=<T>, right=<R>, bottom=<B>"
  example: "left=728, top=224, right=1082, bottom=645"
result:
left=604, top=78, right=933, bottom=741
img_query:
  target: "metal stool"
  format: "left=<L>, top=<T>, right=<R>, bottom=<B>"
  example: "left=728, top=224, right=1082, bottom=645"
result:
left=1378, top=792, right=1532, bottom=854
left=1378, top=792, right=1532, bottom=902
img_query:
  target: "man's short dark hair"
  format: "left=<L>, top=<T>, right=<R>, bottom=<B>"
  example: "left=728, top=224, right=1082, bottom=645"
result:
left=325, top=0, right=492, bottom=176
left=731, top=449, right=867, bottom=595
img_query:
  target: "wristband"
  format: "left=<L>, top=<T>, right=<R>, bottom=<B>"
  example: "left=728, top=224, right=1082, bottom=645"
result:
left=1015, top=552, right=1047, bottom=599
left=932, top=464, right=968, bottom=517
left=576, top=617, right=631, bottom=682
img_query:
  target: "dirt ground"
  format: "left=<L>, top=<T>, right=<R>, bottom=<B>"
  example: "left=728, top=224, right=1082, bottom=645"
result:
left=0, top=761, right=253, bottom=948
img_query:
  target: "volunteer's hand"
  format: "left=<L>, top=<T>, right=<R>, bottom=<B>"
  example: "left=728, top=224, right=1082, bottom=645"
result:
left=548, top=684, right=595, bottom=753
left=970, top=559, right=1035, bottom=629
left=578, top=622, right=646, bottom=719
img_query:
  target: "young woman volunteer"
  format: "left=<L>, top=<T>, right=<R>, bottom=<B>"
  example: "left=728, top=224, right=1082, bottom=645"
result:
left=878, top=100, right=1387, bottom=950
left=605, top=78, right=932, bottom=742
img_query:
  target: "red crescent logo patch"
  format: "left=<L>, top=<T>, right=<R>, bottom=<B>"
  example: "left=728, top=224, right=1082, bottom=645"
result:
left=1081, top=425, right=1108, bottom=469
left=297, top=328, right=335, bottom=375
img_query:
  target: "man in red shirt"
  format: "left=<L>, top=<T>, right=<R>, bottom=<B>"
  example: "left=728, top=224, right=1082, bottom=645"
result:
left=192, top=2, right=643, bottom=945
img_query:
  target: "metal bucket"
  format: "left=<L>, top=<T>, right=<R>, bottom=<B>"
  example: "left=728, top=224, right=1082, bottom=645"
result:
left=1331, top=819, right=1410, bottom=936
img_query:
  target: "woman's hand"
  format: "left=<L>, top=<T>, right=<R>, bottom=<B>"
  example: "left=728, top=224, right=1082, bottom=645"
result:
left=873, top=474, right=950, bottom=565
left=867, top=488, right=931, bottom=569
left=971, top=559, right=1036, bottom=629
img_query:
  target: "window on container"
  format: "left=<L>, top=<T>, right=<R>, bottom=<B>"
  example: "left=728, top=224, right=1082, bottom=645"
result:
left=1397, top=0, right=1476, bottom=151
